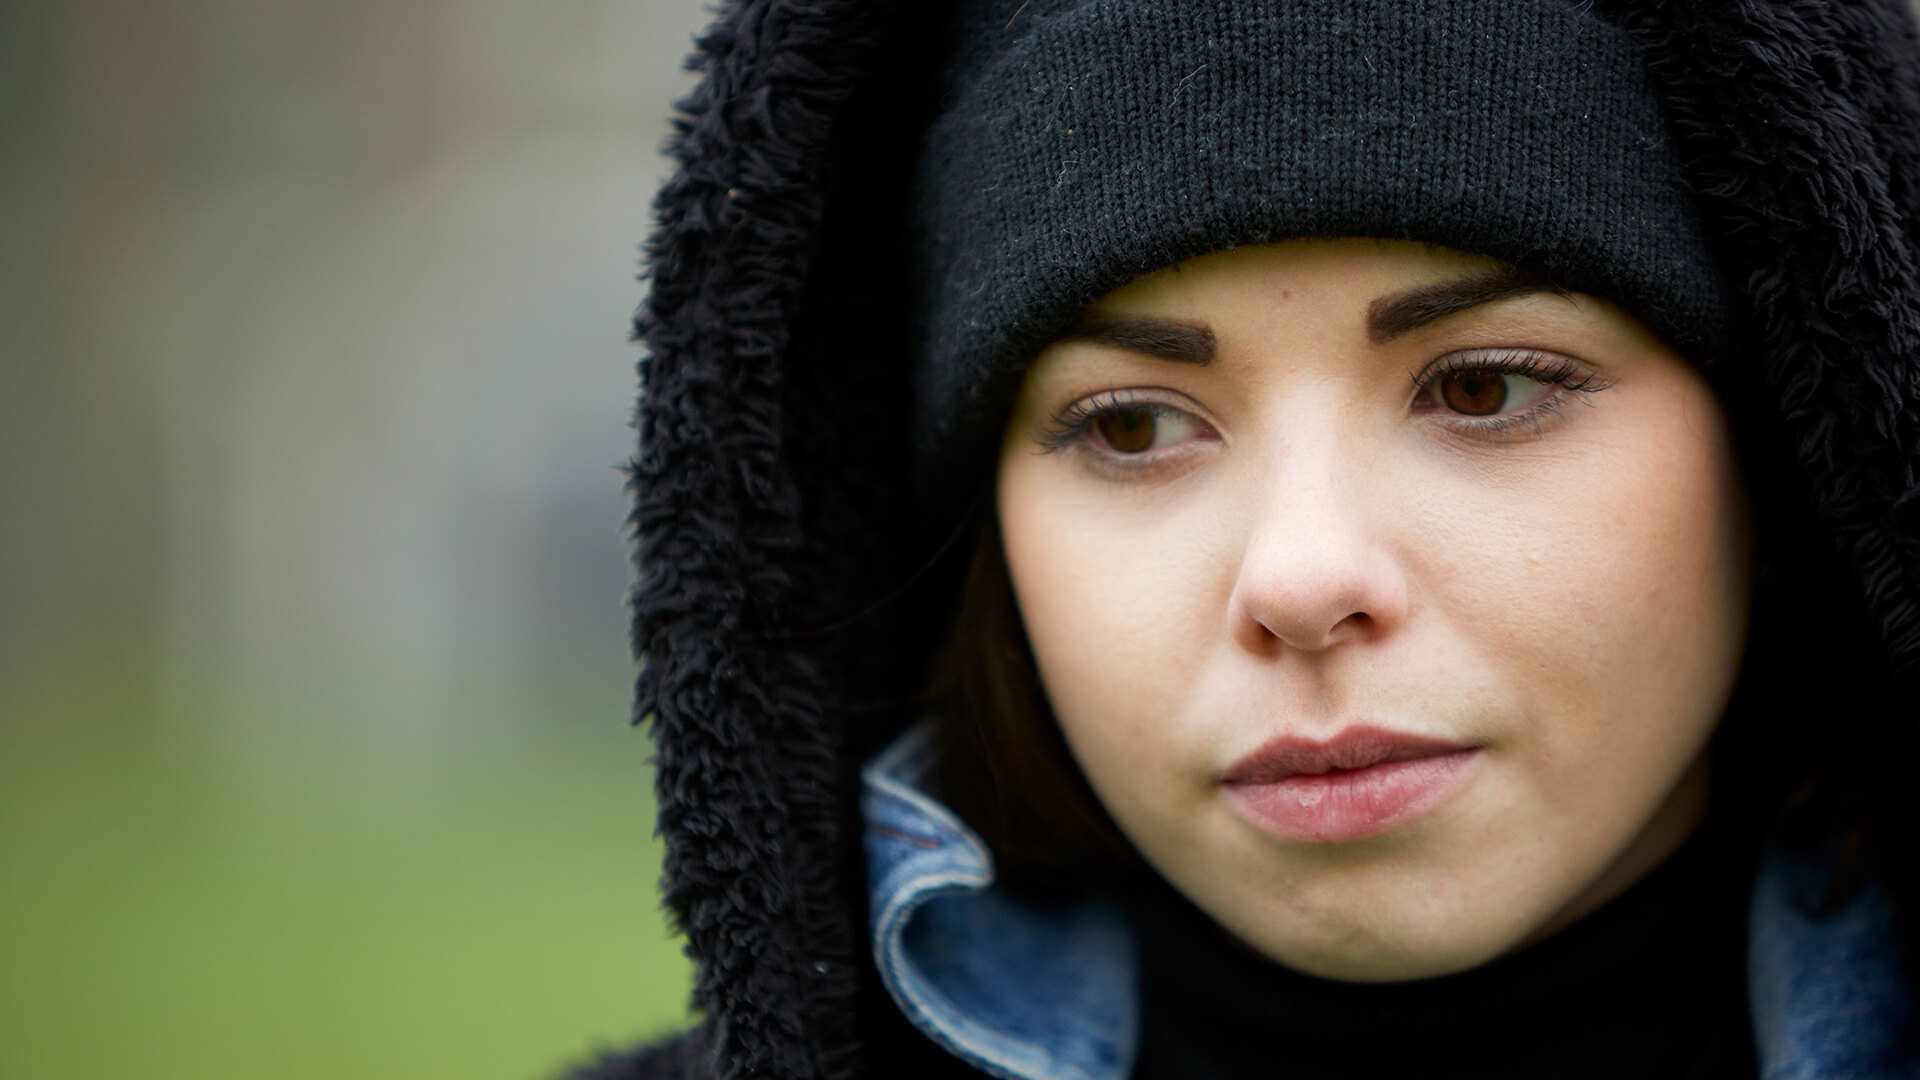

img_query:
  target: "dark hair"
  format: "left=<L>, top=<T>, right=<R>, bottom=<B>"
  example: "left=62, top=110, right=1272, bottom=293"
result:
left=920, top=510, right=1144, bottom=888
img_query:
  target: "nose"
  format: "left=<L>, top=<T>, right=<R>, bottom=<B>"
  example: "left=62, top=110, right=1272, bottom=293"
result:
left=1227, top=440, right=1409, bottom=657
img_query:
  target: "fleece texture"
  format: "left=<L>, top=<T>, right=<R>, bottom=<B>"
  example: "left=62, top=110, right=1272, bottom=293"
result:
left=563, top=2, right=1920, bottom=1077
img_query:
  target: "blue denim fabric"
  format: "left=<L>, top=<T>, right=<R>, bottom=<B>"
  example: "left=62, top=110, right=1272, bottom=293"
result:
left=861, top=718, right=1138, bottom=1080
left=1749, top=844, right=1920, bottom=1078
left=862, top=717, right=1920, bottom=1080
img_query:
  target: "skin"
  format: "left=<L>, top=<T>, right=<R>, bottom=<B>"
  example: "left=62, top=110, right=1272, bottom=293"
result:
left=995, top=237, right=1754, bottom=981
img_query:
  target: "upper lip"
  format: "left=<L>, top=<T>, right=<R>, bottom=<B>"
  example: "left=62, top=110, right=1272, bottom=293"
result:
left=1220, top=724, right=1476, bottom=784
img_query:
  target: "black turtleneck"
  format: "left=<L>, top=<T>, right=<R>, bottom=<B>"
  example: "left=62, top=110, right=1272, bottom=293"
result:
left=1125, top=810, right=1763, bottom=1079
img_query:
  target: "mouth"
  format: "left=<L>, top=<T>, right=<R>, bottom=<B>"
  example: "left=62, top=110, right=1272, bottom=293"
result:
left=1221, top=725, right=1475, bottom=784
left=1220, top=725, right=1482, bottom=843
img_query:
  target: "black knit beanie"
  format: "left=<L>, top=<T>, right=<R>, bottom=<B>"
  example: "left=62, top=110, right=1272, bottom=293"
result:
left=907, top=0, right=1736, bottom=505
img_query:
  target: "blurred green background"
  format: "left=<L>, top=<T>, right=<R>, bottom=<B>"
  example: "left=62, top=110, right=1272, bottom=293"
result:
left=1, top=3, right=707, bottom=1077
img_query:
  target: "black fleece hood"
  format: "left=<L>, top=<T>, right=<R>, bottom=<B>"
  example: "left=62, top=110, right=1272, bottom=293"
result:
left=568, top=3, right=1920, bottom=1078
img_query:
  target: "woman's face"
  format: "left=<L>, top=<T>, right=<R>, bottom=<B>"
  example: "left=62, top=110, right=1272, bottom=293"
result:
left=995, top=237, right=1754, bottom=981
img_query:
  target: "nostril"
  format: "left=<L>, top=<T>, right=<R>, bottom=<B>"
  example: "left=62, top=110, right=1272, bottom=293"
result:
left=1330, top=611, right=1373, bottom=642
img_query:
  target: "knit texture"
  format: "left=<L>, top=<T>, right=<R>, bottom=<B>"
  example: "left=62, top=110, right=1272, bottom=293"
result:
left=908, top=0, right=1734, bottom=503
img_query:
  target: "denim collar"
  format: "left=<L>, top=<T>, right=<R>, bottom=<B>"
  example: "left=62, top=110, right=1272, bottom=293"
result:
left=1748, top=840, right=1917, bottom=1078
left=860, top=718, right=1138, bottom=1080
left=860, top=717, right=1919, bottom=1080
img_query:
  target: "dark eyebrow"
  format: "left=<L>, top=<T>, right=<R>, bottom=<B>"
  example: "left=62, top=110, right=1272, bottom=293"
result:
left=1056, top=314, right=1217, bottom=365
left=1366, top=268, right=1572, bottom=345
left=1055, top=266, right=1569, bottom=363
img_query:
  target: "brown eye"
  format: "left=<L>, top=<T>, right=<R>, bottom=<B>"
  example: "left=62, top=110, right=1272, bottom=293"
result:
left=1038, top=395, right=1212, bottom=466
left=1410, top=350, right=1610, bottom=440
left=1094, top=407, right=1158, bottom=453
left=1440, top=370, right=1510, bottom=417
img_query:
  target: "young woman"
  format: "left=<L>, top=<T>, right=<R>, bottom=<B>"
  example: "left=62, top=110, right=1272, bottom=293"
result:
left=568, top=1, right=1920, bottom=1077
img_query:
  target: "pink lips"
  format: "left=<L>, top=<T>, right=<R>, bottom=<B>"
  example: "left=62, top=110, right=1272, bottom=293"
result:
left=1220, top=725, right=1480, bottom=843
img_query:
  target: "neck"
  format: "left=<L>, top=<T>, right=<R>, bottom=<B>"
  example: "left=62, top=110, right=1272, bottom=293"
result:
left=1124, top=806, right=1763, bottom=1078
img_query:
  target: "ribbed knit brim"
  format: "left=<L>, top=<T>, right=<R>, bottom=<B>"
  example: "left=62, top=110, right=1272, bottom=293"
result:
left=908, top=0, right=1735, bottom=505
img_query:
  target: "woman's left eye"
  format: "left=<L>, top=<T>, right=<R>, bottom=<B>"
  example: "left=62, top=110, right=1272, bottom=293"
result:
left=1410, top=349, right=1614, bottom=439
left=1428, top=369, right=1548, bottom=417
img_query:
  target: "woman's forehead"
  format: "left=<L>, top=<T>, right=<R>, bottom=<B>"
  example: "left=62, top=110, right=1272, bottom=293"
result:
left=1088, top=238, right=1526, bottom=306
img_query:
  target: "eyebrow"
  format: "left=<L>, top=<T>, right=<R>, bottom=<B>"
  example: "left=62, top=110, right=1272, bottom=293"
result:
left=1059, top=313, right=1218, bottom=365
left=1364, top=267, right=1572, bottom=346
left=1055, top=266, right=1571, bottom=364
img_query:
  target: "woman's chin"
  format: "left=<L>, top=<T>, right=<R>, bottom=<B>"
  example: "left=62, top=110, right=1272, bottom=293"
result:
left=1220, top=914, right=1525, bottom=984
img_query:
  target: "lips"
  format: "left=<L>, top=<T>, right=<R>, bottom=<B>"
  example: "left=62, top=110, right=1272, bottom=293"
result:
left=1221, top=725, right=1474, bottom=784
left=1220, top=725, right=1481, bottom=843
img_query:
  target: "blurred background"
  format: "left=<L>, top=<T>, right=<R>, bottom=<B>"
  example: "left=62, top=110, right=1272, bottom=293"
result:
left=1, top=2, right=712, bottom=1077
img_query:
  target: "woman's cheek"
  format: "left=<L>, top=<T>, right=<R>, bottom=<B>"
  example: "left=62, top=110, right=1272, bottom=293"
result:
left=999, top=477, right=1217, bottom=792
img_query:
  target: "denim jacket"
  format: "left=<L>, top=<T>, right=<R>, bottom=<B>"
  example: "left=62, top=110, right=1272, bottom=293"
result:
left=861, top=718, right=1920, bottom=1080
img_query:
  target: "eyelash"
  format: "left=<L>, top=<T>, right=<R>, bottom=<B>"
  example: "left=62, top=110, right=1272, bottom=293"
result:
left=1408, top=349, right=1612, bottom=437
left=1035, top=349, right=1613, bottom=462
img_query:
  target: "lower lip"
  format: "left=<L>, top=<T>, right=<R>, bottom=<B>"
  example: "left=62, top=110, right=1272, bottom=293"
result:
left=1223, top=750, right=1480, bottom=844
